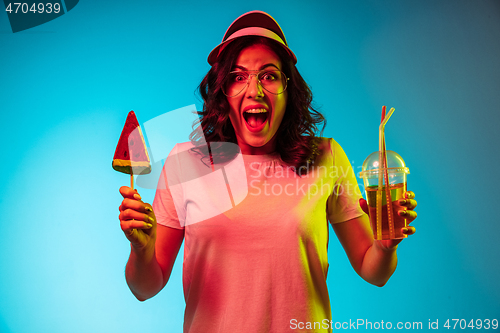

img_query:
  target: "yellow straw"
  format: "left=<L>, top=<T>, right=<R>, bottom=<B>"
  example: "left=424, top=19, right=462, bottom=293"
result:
left=377, top=107, right=395, bottom=239
left=382, top=142, right=394, bottom=238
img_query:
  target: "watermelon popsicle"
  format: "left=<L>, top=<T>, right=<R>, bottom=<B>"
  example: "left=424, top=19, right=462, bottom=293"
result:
left=112, top=111, right=151, bottom=189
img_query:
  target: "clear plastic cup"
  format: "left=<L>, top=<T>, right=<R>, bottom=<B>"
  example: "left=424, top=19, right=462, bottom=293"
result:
left=359, top=151, right=410, bottom=240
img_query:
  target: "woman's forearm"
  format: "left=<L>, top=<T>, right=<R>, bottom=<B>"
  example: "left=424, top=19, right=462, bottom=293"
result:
left=359, top=243, right=398, bottom=287
left=125, top=244, right=165, bottom=301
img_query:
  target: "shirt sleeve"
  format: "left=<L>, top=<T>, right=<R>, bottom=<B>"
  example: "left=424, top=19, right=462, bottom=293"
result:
left=152, top=144, right=185, bottom=229
left=326, top=138, right=366, bottom=224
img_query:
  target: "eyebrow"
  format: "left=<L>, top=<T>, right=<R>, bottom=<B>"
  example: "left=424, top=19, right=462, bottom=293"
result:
left=232, top=63, right=280, bottom=71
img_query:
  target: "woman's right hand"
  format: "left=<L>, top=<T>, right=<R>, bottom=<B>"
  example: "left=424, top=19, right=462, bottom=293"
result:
left=119, top=186, right=156, bottom=250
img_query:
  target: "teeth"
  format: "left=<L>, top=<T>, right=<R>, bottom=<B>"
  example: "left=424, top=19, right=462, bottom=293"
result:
left=244, top=108, right=267, bottom=113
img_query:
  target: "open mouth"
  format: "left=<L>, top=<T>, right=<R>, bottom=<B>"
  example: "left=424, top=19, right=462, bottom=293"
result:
left=243, top=108, right=268, bottom=129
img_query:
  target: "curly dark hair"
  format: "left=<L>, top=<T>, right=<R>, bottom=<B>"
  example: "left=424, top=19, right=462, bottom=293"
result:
left=190, top=36, right=325, bottom=172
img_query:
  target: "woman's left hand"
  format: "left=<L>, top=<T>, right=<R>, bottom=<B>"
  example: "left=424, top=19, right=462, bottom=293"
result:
left=359, top=191, right=418, bottom=250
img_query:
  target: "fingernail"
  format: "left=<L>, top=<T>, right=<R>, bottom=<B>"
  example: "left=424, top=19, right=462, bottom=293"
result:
left=145, top=206, right=153, bottom=212
left=148, top=216, right=155, bottom=223
left=402, top=227, right=408, bottom=233
left=133, top=193, right=142, bottom=200
left=399, top=210, right=407, bottom=216
left=399, top=199, right=406, bottom=205
left=144, top=223, right=153, bottom=228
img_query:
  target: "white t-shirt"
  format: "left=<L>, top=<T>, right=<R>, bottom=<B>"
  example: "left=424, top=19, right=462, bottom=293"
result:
left=153, top=138, right=365, bottom=332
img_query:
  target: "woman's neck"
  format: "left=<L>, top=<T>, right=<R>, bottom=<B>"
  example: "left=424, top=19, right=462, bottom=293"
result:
left=237, top=136, right=277, bottom=155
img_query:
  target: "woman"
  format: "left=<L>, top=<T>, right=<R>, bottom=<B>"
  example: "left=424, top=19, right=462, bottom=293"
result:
left=118, top=11, right=417, bottom=332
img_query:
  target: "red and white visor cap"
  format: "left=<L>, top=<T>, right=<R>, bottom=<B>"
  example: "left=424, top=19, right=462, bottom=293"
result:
left=207, top=10, right=297, bottom=65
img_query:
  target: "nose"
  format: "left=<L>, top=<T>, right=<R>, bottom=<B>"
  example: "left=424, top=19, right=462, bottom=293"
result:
left=245, top=74, right=264, bottom=99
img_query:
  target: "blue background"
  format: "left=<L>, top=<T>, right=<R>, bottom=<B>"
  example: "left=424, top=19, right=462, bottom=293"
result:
left=1, top=0, right=499, bottom=332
